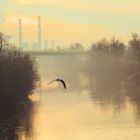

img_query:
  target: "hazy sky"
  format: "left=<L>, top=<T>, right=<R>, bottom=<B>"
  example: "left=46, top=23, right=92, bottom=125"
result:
left=0, top=0, right=140, bottom=48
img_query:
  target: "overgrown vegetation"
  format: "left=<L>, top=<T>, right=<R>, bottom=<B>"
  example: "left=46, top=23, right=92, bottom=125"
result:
left=0, top=32, right=39, bottom=106
left=87, top=33, right=140, bottom=83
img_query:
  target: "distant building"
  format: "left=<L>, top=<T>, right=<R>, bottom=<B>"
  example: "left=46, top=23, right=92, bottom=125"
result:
left=19, top=19, right=22, bottom=48
left=31, top=43, right=41, bottom=50
left=38, top=16, right=42, bottom=49
left=44, top=40, right=47, bottom=50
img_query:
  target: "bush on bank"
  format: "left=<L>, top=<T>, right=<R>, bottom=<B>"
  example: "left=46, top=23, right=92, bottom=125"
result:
left=0, top=46, right=39, bottom=105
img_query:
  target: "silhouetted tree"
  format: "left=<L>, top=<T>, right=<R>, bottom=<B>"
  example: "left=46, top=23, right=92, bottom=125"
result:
left=90, top=39, right=110, bottom=53
left=125, top=33, right=140, bottom=80
left=69, top=42, right=84, bottom=51
left=128, top=33, right=140, bottom=59
left=0, top=32, right=39, bottom=103
left=110, top=37, right=125, bottom=57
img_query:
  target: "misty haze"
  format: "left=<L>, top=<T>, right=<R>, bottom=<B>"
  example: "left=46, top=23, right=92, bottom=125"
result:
left=0, top=0, right=140, bottom=140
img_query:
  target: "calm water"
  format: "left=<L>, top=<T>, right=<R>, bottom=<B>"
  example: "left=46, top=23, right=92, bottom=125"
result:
left=1, top=55, right=140, bottom=140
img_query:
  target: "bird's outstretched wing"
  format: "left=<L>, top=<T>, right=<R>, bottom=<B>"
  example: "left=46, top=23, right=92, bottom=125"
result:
left=47, top=80, right=56, bottom=85
left=48, top=79, right=67, bottom=90
left=60, top=80, right=66, bottom=89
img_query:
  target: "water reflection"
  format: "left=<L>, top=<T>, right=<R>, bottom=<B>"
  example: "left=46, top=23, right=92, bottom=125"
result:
left=89, top=78, right=124, bottom=111
left=38, top=55, right=140, bottom=122
left=33, top=56, right=140, bottom=140
left=0, top=95, right=34, bottom=140
left=88, top=76, right=140, bottom=122
left=1, top=55, right=140, bottom=140
left=0, top=79, right=34, bottom=140
left=124, top=83, right=140, bottom=123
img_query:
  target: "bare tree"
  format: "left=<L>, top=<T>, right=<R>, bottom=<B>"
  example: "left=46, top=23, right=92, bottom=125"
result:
left=68, top=42, right=84, bottom=51
left=90, top=39, right=110, bottom=53
left=110, top=37, right=125, bottom=57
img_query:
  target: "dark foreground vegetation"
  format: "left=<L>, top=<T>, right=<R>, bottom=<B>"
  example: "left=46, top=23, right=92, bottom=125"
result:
left=0, top=32, right=39, bottom=106
left=0, top=98, right=33, bottom=140
left=0, top=32, right=39, bottom=139
left=0, top=47, right=39, bottom=98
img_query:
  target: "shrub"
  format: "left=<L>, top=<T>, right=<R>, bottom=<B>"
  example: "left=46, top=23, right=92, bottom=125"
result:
left=0, top=46, right=39, bottom=105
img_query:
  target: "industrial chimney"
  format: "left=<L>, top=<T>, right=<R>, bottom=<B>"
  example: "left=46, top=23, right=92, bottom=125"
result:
left=19, top=18, right=22, bottom=48
left=38, top=16, right=41, bottom=49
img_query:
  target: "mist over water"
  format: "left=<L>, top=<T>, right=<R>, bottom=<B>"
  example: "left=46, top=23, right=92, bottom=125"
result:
left=35, top=54, right=140, bottom=140
left=1, top=52, right=140, bottom=140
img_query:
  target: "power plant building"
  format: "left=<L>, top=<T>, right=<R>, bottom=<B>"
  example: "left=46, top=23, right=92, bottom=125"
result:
left=19, top=16, right=42, bottom=50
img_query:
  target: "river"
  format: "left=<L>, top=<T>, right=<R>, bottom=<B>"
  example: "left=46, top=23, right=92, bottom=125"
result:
left=1, top=55, right=140, bottom=140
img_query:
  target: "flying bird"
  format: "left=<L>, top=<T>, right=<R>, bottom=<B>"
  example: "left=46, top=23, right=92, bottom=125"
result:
left=48, top=79, right=66, bottom=89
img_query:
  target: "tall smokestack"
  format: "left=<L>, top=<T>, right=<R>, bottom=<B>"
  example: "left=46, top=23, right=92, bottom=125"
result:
left=19, top=18, right=22, bottom=48
left=38, top=16, right=41, bottom=49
